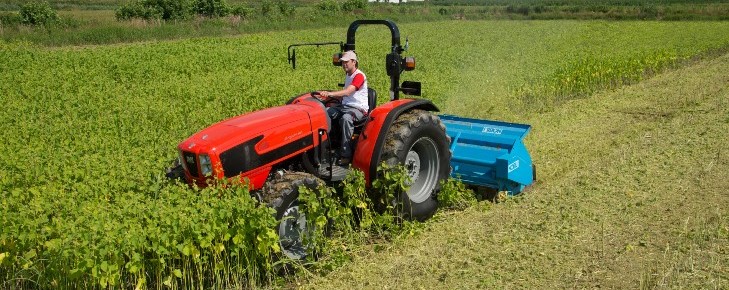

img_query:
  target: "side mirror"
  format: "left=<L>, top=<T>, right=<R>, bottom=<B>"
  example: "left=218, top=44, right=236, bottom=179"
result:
left=400, top=81, right=421, bottom=96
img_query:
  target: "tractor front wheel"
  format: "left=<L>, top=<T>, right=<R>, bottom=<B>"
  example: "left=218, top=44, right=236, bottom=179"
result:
left=380, top=110, right=451, bottom=221
left=261, top=171, right=322, bottom=261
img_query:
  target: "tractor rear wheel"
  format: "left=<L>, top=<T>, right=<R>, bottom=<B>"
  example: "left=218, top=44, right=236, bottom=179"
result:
left=380, top=110, right=451, bottom=221
left=261, top=171, right=322, bottom=261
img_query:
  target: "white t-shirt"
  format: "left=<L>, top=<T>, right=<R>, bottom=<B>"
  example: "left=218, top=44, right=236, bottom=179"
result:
left=342, top=69, right=368, bottom=111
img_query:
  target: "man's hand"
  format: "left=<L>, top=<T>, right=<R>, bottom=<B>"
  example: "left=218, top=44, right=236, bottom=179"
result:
left=316, top=91, right=331, bottom=100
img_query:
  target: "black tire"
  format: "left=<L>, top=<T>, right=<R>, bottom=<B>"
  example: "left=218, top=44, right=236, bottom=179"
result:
left=165, top=163, right=185, bottom=181
left=261, top=171, right=322, bottom=261
left=380, top=110, right=451, bottom=221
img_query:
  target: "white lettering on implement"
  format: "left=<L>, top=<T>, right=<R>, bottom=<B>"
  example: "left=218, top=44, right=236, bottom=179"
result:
left=483, top=127, right=503, bottom=135
left=508, top=160, right=520, bottom=173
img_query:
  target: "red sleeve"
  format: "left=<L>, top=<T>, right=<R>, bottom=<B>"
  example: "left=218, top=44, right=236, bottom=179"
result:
left=351, top=73, right=365, bottom=90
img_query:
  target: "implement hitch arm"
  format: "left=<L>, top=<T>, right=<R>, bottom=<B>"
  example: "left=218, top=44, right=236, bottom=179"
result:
left=287, top=42, right=343, bottom=69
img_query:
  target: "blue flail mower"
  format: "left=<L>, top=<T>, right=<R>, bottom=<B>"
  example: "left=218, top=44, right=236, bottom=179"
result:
left=440, top=114, right=536, bottom=195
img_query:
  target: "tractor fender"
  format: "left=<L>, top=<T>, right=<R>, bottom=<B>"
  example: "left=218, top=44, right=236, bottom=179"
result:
left=351, top=98, right=439, bottom=185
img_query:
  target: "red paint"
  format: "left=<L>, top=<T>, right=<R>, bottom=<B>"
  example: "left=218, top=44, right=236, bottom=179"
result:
left=352, top=99, right=416, bottom=185
left=177, top=93, right=328, bottom=190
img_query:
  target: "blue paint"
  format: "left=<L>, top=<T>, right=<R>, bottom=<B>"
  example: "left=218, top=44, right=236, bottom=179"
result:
left=440, top=114, right=535, bottom=195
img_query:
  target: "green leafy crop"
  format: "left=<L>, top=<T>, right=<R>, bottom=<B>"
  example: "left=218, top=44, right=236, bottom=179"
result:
left=2, top=20, right=729, bottom=288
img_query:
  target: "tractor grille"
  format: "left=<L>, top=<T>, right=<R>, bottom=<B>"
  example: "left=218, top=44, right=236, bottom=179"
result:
left=182, top=151, right=199, bottom=177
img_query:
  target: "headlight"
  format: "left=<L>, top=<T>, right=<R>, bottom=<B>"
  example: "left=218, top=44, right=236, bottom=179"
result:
left=199, top=154, right=212, bottom=176
left=179, top=151, right=188, bottom=171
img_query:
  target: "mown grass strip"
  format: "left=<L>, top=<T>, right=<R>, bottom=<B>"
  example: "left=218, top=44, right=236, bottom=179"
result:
left=302, top=49, right=729, bottom=290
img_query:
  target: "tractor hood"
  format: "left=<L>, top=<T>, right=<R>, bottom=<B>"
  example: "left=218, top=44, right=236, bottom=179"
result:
left=178, top=105, right=312, bottom=154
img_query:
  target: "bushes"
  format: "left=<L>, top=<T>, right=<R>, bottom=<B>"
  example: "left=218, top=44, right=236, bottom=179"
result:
left=230, top=5, right=254, bottom=18
left=115, top=1, right=159, bottom=20
left=152, top=0, right=192, bottom=20
left=113, top=0, right=371, bottom=21
left=341, top=0, right=368, bottom=12
left=115, top=0, right=294, bottom=20
left=116, top=0, right=192, bottom=20
left=316, top=0, right=340, bottom=14
left=192, top=0, right=231, bottom=17
left=116, top=0, right=237, bottom=20
left=0, top=11, right=22, bottom=26
left=19, top=1, right=58, bottom=26
left=259, top=0, right=273, bottom=17
left=316, top=0, right=371, bottom=14
left=277, top=0, right=296, bottom=17
left=506, top=4, right=530, bottom=16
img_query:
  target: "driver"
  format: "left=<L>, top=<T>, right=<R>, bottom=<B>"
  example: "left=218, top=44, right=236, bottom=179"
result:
left=317, top=50, right=369, bottom=166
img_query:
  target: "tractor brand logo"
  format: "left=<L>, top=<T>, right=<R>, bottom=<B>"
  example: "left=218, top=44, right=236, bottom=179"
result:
left=482, top=127, right=503, bottom=135
left=508, top=160, right=519, bottom=173
left=284, top=131, right=302, bottom=141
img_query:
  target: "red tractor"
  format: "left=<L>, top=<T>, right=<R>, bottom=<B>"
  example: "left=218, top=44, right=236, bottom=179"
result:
left=168, top=20, right=536, bottom=260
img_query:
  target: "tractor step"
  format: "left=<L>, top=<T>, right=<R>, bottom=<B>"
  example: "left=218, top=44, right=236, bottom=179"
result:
left=440, top=114, right=535, bottom=195
left=318, top=162, right=349, bottom=182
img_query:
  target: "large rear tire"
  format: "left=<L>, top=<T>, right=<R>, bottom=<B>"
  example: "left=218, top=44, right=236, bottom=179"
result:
left=261, top=171, right=322, bottom=261
left=380, top=110, right=451, bottom=221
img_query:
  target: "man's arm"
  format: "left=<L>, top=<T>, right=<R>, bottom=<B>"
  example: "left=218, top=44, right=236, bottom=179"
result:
left=318, top=73, right=365, bottom=100
left=318, top=85, right=356, bottom=100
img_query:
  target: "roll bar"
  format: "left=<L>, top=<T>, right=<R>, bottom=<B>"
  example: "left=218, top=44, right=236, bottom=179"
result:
left=344, top=19, right=402, bottom=53
left=288, top=19, right=419, bottom=100
left=345, top=20, right=410, bottom=100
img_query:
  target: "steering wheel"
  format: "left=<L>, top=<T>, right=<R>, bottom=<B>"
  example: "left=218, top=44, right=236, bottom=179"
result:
left=311, top=91, right=340, bottom=107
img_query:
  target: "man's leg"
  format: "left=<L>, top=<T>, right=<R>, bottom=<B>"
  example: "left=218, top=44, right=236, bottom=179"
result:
left=338, top=107, right=364, bottom=162
left=326, top=106, right=343, bottom=142
left=326, top=105, right=343, bottom=120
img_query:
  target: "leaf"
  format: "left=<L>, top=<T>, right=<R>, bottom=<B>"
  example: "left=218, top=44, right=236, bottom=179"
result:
left=232, top=234, right=243, bottom=245
left=22, top=260, right=33, bottom=269
left=173, top=269, right=182, bottom=278
left=181, top=244, right=191, bottom=256
left=69, top=268, right=83, bottom=279
left=44, top=239, right=60, bottom=250
left=23, top=249, right=36, bottom=259
left=135, top=277, right=146, bottom=290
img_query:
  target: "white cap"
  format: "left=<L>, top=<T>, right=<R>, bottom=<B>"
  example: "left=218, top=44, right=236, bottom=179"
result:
left=340, top=50, right=357, bottom=62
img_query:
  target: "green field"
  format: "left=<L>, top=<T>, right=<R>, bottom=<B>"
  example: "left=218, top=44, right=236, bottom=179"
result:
left=1, top=19, right=729, bottom=288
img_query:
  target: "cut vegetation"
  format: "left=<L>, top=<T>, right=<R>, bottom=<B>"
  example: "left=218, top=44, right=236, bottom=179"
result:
left=302, top=48, right=729, bottom=290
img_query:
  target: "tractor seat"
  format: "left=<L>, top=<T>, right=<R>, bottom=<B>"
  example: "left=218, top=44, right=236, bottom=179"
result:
left=353, top=88, right=377, bottom=128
